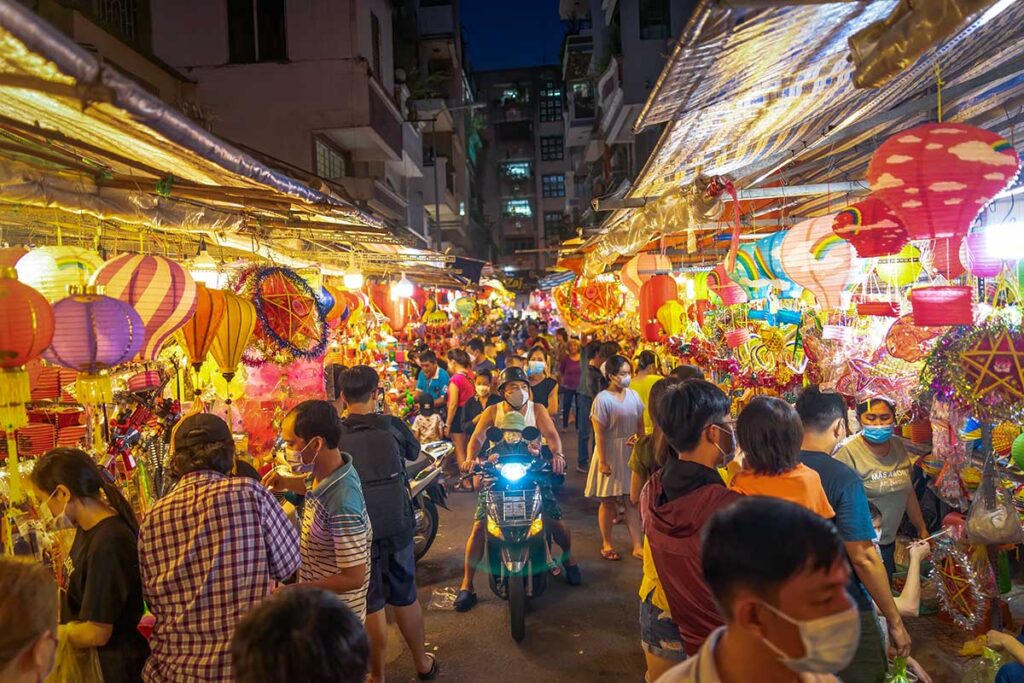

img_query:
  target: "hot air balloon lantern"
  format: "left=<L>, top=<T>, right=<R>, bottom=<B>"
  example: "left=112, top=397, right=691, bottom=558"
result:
left=0, top=269, right=54, bottom=502
left=832, top=196, right=910, bottom=257
left=91, top=254, right=197, bottom=362
left=639, top=275, right=678, bottom=342
left=177, top=284, right=226, bottom=398
left=16, top=246, right=104, bottom=303
left=868, top=123, right=1021, bottom=240
left=781, top=215, right=862, bottom=310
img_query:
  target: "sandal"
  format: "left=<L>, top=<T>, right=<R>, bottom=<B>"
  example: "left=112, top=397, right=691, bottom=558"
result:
left=454, top=479, right=475, bottom=493
left=417, top=653, right=440, bottom=681
left=600, top=548, right=622, bottom=561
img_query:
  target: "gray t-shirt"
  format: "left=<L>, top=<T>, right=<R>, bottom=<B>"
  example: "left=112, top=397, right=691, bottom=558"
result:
left=834, top=435, right=911, bottom=545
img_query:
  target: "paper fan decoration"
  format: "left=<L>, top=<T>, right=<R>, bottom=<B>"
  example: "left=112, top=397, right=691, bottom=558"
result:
left=91, top=253, right=197, bottom=362
left=832, top=196, right=909, bottom=257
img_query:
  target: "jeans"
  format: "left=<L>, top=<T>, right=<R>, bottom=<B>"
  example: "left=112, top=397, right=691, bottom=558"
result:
left=839, top=609, right=888, bottom=683
left=997, top=630, right=1024, bottom=683
left=560, top=389, right=577, bottom=428
left=576, top=394, right=593, bottom=468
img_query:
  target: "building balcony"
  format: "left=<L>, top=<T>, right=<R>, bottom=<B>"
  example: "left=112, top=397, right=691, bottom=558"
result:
left=501, top=217, right=536, bottom=238
left=320, top=63, right=404, bottom=163
left=423, top=155, right=460, bottom=222
left=419, top=3, right=457, bottom=38
left=335, top=176, right=408, bottom=224
left=562, top=32, right=594, bottom=82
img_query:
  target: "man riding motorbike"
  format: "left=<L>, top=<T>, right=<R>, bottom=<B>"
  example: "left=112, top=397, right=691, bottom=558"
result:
left=454, top=368, right=581, bottom=612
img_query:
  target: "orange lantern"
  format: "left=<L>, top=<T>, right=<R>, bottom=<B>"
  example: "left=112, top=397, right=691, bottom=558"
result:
left=620, top=253, right=672, bottom=297
left=178, top=284, right=227, bottom=402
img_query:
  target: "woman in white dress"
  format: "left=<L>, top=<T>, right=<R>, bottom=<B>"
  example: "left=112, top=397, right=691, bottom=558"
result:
left=586, top=354, right=645, bottom=560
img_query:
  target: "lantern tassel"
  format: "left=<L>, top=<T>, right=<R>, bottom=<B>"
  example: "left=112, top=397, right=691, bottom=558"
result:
left=0, top=368, right=30, bottom=504
left=76, top=372, right=113, bottom=405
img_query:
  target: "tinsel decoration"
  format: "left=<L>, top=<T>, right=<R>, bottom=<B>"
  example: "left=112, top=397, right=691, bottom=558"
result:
left=932, top=538, right=988, bottom=631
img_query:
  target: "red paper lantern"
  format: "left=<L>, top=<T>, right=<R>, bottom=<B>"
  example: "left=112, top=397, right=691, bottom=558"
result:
left=639, top=275, right=678, bottom=342
left=868, top=123, right=1021, bottom=240
left=930, top=238, right=964, bottom=280
left=832, top=196, right=909, bottom=257
left=620, top=253, right=673, bottom=297
left=910, top=286, right=973, bottom=326
left=857, top=301, right=901, bottom=317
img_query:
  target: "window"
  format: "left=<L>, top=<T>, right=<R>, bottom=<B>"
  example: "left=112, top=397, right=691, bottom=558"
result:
left=542, top=174, right=566, bottom=198
left=371, top=12, right=382, bottom=77
left=539, top=81, right=563, bottom=122
left=499, top=86, right=528, bottom=106
left=501, top=161, right=532, bottom=180
left=639, top=0, right=671, bottom=40
left=503, top=199, right=533, bottom=218
left=571, top=81, right=596, bottom=118
left=96, top=0, right=140, bottom=43
left=544, top=212, right=564, bottom=234
left=540, top=136, right=564, bottom=160
left=315, top=139, right=346, bottom=180
left=228, top=0, right=287, bottom=63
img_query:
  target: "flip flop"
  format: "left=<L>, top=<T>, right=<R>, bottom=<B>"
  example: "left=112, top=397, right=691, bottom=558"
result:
left=417, top=653, right=439, bottom=681
left=601, top=548, right=621, bottom=561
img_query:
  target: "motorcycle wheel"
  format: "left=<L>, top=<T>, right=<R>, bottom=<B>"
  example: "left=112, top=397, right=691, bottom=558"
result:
left=509, top=573, right=526, bottom=643
left=413, top=498, right=439, bottom=561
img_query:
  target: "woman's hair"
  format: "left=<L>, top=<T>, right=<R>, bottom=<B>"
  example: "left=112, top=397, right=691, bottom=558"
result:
left=0, top=558, right=57, bottom=671
left=648, top=377, right=680, bottom=468
left=855, top=397, right=895, bottom=418
left=31, top=448, right=139, bottom=536
left=446, top=348, right=471, bottom=370
left=527, top=346, right=548, bottom=362
left=736, top=396, right=803, bottom=476
left=636, top=350, right=658, bottom=372
left=656, top=380, right=731, bottom=454
left=603, top=354, right=632, bottom=379
left=567, top=339, right=581, bottom=354
left=555, top=328, right=568, bottom=342
left=669, top=364, right=705, bottom=382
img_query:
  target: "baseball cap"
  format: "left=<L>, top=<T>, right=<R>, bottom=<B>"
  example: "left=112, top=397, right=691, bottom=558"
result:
left=173, top=412, right=232, bottom=451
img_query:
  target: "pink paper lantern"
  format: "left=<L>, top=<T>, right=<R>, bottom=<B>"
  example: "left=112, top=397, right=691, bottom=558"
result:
left=780, top=215, right=861, bottom=310
left=962, top=232, right=1003, bottom=278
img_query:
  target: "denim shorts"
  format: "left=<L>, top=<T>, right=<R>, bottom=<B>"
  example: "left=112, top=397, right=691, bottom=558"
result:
left=639, top=594, right=687, bottom=661
left=366, top=540, right=418, bottom=614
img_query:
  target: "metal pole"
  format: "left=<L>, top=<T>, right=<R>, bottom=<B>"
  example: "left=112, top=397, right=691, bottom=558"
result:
left=431, top=117, right=441, bottom=250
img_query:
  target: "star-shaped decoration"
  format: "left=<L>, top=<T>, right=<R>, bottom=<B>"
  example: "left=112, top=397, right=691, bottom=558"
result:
left=959, top=329, right=1024, bottom=404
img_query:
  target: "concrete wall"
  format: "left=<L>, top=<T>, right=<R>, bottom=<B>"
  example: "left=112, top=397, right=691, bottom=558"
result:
left=617, top=0, right=695, bottom=105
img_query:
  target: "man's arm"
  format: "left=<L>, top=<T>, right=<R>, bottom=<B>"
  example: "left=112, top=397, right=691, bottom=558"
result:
left=303, top=565, right=366, bottom=593
left=257, top=485, right=301, bottom=581
left=390, top=416, right=420, bottom=461
left=846, top=540, right=910, bottom=655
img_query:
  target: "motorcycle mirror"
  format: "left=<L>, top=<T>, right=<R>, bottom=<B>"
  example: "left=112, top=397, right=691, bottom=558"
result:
left=486, top=426, right=503, bottom=443
left=521, top=426, right=540, bottom=441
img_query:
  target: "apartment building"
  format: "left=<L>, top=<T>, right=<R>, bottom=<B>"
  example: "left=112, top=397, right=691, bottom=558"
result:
left=477, top=66, right=572, bottom=274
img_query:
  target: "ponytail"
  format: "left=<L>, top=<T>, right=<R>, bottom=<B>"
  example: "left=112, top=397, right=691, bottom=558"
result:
left=30, top=448, right=139, bottom=537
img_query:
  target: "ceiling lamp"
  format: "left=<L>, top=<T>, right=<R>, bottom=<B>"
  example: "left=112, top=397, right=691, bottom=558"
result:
left=190, top=237, right=223, bottom=289
left=342, top=253, right=364, bottom=290
left=393, top=273, right=414, bottom=299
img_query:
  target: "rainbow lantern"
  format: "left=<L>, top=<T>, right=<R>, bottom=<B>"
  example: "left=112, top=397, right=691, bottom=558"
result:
left=781, top=215, right=861, bottom=310
left=91, top=254, right=197, bottom=362
left=15, top=246, right=104, bottom=302
left=0, top=269, right=54, bottom=502
left=178, top=284, right=226, bottom=399
left=868, top=123, right=1021, bottom=240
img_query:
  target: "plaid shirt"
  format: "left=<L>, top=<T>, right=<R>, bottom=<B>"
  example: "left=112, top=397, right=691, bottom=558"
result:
left=139, top=471, right=300, bottom=682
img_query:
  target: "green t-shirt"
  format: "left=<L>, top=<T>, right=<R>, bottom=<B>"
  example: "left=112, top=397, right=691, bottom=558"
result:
left=628, top=434, right=657, bottom=480
left=834, top=435, right=911, bottom=546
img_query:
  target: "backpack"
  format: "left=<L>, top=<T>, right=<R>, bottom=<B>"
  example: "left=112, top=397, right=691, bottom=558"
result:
left=338, top=414, right=415, bottom=544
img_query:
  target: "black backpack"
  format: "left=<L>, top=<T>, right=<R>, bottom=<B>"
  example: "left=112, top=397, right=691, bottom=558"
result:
left=339, top=415, right=415, bottom=543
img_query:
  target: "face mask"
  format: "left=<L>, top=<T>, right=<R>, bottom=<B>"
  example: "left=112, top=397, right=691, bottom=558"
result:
left=527, top=361, right=546, bottom=376
left=476, top=385, right=491, bottom=398
left=286, top=439, right=319, bottom=475
left=506, top=389, right=529, bottom=409
left=759, top=600, right=860, bottom=674
left=710, top=424, right=736, bottom=464
left=861, top=425, right=894, bottom=444
left=40, top=489, right=72, bottom=531
left=617, top=374, right=632, bottom=388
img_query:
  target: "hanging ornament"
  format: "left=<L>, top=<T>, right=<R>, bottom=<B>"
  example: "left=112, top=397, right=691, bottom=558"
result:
left=639, top=275, right=678, bottom=342
left=250, top=267, right=327, bottom=361
left=832, top=196, right=910, bottom=257
left=0, top=269, right=54, bottom=502
left=707, top=263, right=747, bottom=306
left=962, top=232, right=1004, bottom=279
left=210, top=290, right=257, bottom=382
left=16, top=246, right=104, bottom=303
left=929, top=237, right=965, bottom=280
left=875, top=244, right=922, bottom=287
left=932, top=538, right=987, bottom=631
left=780, top=215, right=862, bottom=310
left=569, top=277, right=625, bottom=324
left=620, top=253, right=672, bottom=297
left=885, top=314, right=945, bottom=362
left=91, top=253, right=198, bottom=362
left=868, top=123, right=1021, bottom=240
left=910, top=286, right=973, bottom=327
left=656, top=300, right=688, bottom=338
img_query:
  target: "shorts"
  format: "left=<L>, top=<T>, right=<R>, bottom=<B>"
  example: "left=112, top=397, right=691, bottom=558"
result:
left=366, top=540, right=419, bottom=614
left=639, top=594, right=687, bottom=661
left=474, top=485, right=562, bottom=521
left=448, top=406, right=466, bottom=434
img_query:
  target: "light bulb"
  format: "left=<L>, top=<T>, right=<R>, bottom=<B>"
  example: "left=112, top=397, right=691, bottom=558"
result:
left=190, top=250, right=221, bottom=288
left=393, top=274, right=414, bottom=299
left=343, top=270, right=364, bottom=290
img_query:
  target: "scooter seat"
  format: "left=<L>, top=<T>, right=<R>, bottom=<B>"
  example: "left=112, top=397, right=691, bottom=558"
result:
left=406, top=453, right=432, bottom=478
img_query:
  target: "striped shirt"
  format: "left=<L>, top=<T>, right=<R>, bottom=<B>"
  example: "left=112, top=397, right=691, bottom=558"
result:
left=139, top=471, right=300, bottom=683
left=299, top=452, right=372, bottom=621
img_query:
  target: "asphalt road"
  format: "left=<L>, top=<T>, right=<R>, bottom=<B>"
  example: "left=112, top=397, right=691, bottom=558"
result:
left=385, top=429, right=649, bottom=683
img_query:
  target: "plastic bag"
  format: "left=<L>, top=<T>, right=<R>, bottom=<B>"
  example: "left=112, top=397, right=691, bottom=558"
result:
left=960, top=647, right=1007, bottom=683
left=428, top=586, right=458, bottom=611
left=45, top=637, right=103, bottom=683
left=966, top=475, right=1023, bottom=545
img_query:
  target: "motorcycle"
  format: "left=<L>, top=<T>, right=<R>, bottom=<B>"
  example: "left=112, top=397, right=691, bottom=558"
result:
left=409, top=440, right=452, bottom=561
left=471, top=425, right=552, bottom=642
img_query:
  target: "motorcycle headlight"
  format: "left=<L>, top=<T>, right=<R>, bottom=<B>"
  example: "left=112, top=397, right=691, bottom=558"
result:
left=528, top=516, right=544, bottom=537
left=486, top=516, right=504, bottom=539
left=499, top=462, right=529, bottom=483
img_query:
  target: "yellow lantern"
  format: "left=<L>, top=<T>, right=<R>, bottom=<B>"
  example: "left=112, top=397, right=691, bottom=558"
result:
left=210, top=291, right=256, bottom=383
left=656, top=300, right=688, bottom=338
left=875, top=244, right=922, bottom=287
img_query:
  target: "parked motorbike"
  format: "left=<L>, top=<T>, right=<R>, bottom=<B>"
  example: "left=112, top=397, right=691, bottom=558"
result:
left=471, top=425, right=552, bottom=642
left=409, top=440, right=452, bottom=561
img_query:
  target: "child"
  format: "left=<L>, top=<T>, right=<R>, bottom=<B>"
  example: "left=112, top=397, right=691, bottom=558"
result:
left=411, top=392, right=444, bottom=443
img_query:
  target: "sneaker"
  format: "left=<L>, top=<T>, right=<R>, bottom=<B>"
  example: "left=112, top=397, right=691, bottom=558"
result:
left=453, top=589, right=478, bottom=612
left=565, top=564, right=582, bottom=586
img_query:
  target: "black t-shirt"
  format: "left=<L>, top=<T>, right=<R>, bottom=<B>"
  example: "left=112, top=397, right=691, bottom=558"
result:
left=530, top=378, right=558, bottom=408
left=64, top=516, right=149, bottom=683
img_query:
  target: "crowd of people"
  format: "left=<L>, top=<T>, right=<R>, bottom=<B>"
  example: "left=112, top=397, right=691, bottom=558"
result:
left=6, top=313, right=1024, bottom=683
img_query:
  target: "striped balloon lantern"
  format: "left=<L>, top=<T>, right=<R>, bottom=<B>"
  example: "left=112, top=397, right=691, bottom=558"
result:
left=16, top=246, right=104, bottom=303
left=780, top=215, right=862, bottom=310
left=0, top=269, right=54, bottom=501
left=178, top=284, right=226, bottom=373
left=43, top=291, right=146, bottom=405
left=210, top=291, right=256, bottom=383
left=729, top=232, right=800, bottom=300
left=91, top=254, right=197, bottom=362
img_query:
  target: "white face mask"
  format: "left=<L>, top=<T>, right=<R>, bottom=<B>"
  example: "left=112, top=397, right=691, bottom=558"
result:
left=505, top=389, right=529, bottom=409
left=476, top=385, right=491, bottom=398
left=759, top=600, right=860, bottom=674
left=617, top=374, right=632, bottom=388
left=286, top=439, right=319, bottom=475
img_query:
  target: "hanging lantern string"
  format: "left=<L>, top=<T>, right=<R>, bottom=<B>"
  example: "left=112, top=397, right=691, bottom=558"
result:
left=934, top=63, right=945, bottom=123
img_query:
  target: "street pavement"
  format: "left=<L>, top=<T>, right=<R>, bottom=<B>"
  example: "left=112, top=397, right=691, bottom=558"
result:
left=386, top=429, right=649, bottom=682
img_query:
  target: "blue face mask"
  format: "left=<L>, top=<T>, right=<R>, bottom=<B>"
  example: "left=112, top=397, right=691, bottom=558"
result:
left=527, top=361, right=546, bottom=376
left=861, top=425, right=894, bottom=444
